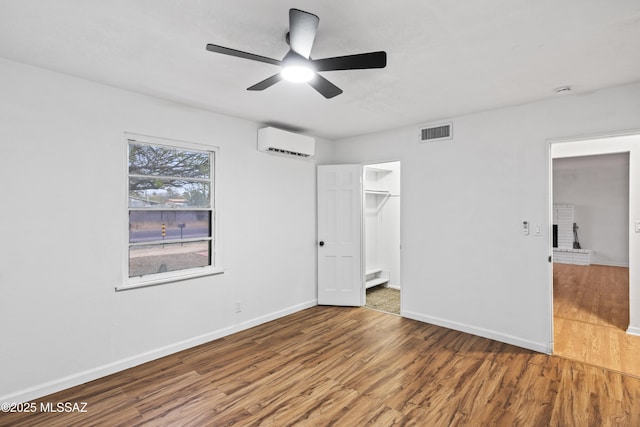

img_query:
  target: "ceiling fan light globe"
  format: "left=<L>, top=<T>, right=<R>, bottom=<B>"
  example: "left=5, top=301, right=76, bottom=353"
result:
left=281, top=65, right=314, bottom=83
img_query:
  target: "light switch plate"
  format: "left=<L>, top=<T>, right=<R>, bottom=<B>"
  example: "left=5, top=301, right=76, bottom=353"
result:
left=534, top=224, right=542, bottom=236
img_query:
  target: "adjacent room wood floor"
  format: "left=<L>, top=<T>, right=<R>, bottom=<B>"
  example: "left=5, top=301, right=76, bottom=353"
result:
left=553, top=262, right=640, bottom=378
left=3, top=306, right=640, bottom=426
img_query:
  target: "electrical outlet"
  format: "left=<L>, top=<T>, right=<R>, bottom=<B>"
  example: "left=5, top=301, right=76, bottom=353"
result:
left=235, top=300, right=242, bottom=313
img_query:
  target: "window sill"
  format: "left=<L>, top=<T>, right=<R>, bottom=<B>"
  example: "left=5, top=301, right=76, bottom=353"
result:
left=116, top=268, right=224, bottom=291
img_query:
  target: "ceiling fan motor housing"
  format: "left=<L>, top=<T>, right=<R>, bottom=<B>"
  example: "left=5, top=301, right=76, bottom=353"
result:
left=205, top=8, right=387, bottom=98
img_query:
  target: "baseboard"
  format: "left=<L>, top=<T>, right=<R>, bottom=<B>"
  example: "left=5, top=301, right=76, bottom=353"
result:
left=1, top=299, right=317, bottom=405
left=590, top=261, right=629, bottom=268
left=627, top=325, right=640, bottom=336
left=402, top=310, right=552, bottom=354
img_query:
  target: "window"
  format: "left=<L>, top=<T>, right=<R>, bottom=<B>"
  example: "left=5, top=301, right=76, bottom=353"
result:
left=120, top=134, right=220, bottom=290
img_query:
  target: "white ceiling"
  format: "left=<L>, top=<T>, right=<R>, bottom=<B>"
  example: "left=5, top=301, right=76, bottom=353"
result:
left=1, top=0, right=639, bottom=140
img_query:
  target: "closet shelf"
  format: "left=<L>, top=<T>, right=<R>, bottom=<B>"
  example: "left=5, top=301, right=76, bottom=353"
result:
left=365, top=268, right=389, bottom=289
left=366, top=277, right=389, bottom=289
left=365, top=189, right=390, bottom=195
left=365, top=166, right=393, bottom=173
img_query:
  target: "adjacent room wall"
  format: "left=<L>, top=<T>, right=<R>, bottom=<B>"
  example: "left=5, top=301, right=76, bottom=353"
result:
left=0, top=57, right=330, bottom=402
left=332, top=82, right=640, bottom=352
left=553, top=154, right=630, bottom=266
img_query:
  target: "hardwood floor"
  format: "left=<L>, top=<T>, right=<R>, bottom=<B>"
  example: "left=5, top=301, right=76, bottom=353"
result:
left=3, top=306, right=640, bottom=426
left=553, top=263, right=640, bottom=378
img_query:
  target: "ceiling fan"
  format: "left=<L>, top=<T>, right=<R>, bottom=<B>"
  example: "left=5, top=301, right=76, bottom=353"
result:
left=206, top=8, right=387, bottom=99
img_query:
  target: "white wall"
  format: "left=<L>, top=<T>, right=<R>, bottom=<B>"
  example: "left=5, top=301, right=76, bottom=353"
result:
left=553, top=154, right=629, bottom=266
left=332, top=82, right=640, bottom=352
left=0, top=58, right=331, bottom=402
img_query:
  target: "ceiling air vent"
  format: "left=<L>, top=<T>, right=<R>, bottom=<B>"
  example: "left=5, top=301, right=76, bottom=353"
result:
left=419, top=122, right=453, bottom=142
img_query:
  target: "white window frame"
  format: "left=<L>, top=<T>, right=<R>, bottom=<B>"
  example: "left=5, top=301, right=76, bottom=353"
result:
left=118, top=133, right=222, bottom=291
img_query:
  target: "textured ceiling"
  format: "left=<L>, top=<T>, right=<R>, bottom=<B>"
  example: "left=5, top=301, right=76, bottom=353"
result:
left=1, top=0, right=639, bottom=139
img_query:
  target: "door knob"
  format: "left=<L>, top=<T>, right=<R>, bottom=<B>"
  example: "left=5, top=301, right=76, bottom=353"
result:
left=319, top=241, right=325, bottom=247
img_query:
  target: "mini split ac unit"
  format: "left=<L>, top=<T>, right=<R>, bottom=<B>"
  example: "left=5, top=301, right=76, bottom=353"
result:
left=257, top=127, right=315, bottom=158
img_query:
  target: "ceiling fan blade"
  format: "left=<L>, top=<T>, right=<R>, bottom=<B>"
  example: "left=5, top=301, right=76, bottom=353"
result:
left=308, top=74, right=343, bottom=99
left=206, top=44, right=281, bottom=66
left=312, top=51, right=387, bottom=71
left=247, top=74, right=282, bottom=91
left=289, top=9, right=319, bottom=59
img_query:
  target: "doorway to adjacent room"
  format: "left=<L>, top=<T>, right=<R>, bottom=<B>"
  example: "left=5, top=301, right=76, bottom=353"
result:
left=550, top=134, right=640, bottom=377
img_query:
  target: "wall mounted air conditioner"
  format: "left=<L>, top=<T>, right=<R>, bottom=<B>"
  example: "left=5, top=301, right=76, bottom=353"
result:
left=257, top=127, right=315, bottom=158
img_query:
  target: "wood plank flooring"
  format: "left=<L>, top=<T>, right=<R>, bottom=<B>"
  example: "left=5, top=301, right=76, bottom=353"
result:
left=553, top=263, right=640, bottom=378
left=3, top=305, right=640, bottom=426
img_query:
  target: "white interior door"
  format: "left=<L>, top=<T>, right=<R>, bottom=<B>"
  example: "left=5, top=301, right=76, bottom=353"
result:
left=317, top=164, right=363, bottom=306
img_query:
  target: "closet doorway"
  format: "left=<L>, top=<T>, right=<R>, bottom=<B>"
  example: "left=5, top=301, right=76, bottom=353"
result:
left=363, top=161, right=401, bottom=315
